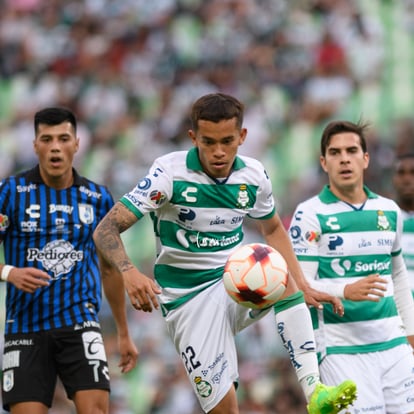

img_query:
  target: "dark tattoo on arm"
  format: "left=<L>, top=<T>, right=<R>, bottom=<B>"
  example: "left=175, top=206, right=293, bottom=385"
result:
left=95, top=203, right=138, bottom=273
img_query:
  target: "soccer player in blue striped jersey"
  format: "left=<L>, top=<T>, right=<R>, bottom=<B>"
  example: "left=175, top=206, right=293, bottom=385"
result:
left=0, top=107, right=137, bottom=414
left=94, top=93, right=357, bottom=414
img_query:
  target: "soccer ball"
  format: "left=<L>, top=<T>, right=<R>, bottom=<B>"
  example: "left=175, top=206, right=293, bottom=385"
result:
left=223, top=243, right=288, bottom=309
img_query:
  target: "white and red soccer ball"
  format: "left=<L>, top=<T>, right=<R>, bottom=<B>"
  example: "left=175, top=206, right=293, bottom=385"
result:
left=223, top=243, right=288, bottom=309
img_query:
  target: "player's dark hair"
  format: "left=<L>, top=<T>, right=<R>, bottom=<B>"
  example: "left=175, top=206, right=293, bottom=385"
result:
left=190, top=93, right=244, bottom=131
left=320, top=120, right=369, bottom=156
left=34, top=107, right=77, bottom=134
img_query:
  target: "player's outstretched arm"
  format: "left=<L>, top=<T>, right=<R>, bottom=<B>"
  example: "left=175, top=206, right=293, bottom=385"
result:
left=259, top=214, right=344, bottom=315
left=93, top=202, right=161, bottom=312
left=98, top=250, right=138, bottom=373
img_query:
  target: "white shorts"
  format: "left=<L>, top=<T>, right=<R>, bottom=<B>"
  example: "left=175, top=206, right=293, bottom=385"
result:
left=320, top=344, right=414, bottom=414
left=164, top=280, right=272, bottom=413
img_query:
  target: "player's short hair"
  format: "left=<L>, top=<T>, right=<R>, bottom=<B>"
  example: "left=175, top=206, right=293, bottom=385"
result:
left=34, top=107, right=77, bottom=134
left=190, top=93, right=244, bottom=131
left=320, top=120, right=369, bottom=156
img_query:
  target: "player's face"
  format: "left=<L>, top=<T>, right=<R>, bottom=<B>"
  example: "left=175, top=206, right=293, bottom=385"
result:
left=188, top=118, right=247, bottom=178
left=393, top=157, right=414, bottom=203
left=33, top=121, right=79, bottom=189
left=320, top=132, right=369, bottom=198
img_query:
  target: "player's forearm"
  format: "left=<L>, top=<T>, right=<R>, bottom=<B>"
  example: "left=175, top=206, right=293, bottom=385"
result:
left=94, top=220, right=134, bottom=274
left=103, top=280, right=130, bottom=337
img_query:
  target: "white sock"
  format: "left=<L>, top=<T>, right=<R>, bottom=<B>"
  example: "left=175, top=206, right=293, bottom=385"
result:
left=273, top=292, right=320, bottom=401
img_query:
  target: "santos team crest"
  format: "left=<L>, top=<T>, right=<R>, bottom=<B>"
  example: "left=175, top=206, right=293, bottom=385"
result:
left=79, top=204, right=94, bottom=224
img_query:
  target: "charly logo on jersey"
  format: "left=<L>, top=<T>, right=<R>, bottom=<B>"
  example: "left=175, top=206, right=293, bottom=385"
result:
left=182, top=186, right=197, bottom=203
left=79, top=204, right=94, bottom=224
left=26, top=240, right=84, bottom=279
left=377, top=210, right=390, bottom=230
left=0, top=214, right=9, bottom=231
left=26, top=204, right=41, bottom=219
left=326, top=216, right=340, bottom=231
left=236, top=184, right=250, bottom=209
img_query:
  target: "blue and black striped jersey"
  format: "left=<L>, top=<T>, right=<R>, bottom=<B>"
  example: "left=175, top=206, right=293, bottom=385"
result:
left=0, top=165, right=114, bottom=334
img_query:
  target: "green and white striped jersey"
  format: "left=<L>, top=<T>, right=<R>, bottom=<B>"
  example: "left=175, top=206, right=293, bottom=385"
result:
left=120, top=148, right=275, bottom=312
left=401, top=210, right=414, bottom=296
left=288, top=185, right=408, bottom=359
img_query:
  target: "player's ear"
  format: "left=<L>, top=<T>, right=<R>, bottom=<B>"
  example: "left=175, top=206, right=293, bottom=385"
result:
left=320, top=155, right=328, bottom=172
left=188, top=129, right=197, bottom=145
left=239, top=128, right=247, bottom=145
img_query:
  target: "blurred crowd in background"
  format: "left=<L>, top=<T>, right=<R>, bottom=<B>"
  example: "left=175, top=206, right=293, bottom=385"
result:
left=1, top=0, right=414, bottom=412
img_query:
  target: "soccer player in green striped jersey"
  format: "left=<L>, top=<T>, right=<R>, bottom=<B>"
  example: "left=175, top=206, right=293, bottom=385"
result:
left=289, top=120, right=414, bottom=413
left=393, top=153, right=414, bottom=298
left=94, top=93, right=356, bottom=413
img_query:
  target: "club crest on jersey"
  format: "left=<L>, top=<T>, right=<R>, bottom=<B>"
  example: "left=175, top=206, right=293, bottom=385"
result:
left=236, top=184, right=250, bottom=209
left=3, top=370, right=14, bottom=392
left=0, top=214, right=9, bottom=231
left=377, top=210, right=390, bottom=231
left=79, top=204, right=94, bottom=224
left=194, top=376, right=212, bottom=397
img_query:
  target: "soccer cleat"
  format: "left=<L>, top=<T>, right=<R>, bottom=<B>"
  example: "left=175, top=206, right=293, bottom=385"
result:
left=307, top=380, right=357, bottom=414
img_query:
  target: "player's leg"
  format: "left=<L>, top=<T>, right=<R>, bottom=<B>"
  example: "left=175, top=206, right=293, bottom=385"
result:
left=9, top=402, right=48, bottom=414
left=208, top=386, right=238, bottom=414
left=72, top=389, right=110, bottom=414
left=55, top=325, right=110, bottom=414
left=164, top=281, right=240, bottom=414
left=272, top=279, right=357, bottom=413
left=2, top=332, right=57, bottom=413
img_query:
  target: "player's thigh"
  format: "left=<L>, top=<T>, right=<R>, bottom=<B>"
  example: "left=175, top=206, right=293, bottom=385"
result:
left=164, top=282, right=239, bottom=413
left=54, top=325, right=110, bottom=399
left=2, top=332, right=57, bottom=411
left=383, top=344, right=414, bottom=414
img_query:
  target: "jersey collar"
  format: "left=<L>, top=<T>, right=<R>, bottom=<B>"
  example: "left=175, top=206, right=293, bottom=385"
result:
left=27, top=165, right=86, bottom=187
left=318, top=184, right=378, bottom=204
left=186, top=147, right=246, bottom=172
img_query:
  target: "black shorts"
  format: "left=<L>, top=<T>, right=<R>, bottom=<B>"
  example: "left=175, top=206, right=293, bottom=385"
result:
left=2, top=324, right=110, bottom=411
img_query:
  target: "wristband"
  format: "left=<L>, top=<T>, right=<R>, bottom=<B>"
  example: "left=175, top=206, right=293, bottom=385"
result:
left=1, top=265, right=14, bottom=282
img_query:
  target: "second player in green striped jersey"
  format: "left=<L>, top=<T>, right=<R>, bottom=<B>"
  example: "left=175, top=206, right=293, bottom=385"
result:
left=289, top=120, right=414, bottom=412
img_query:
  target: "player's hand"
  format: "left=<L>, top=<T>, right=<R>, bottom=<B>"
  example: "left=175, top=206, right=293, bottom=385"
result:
left=123, top=268, right=161, bottom=312
left=302, top=285, right=344, bottom=316
left=7, top=267, right=51, bottom=293
left=344, top=273, right=387, bottom=302
left=118, top=334, right=139, bottom=373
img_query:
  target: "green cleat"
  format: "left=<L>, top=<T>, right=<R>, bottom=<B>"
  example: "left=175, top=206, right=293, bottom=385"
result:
left=307, top=380, right=357, bottom=414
